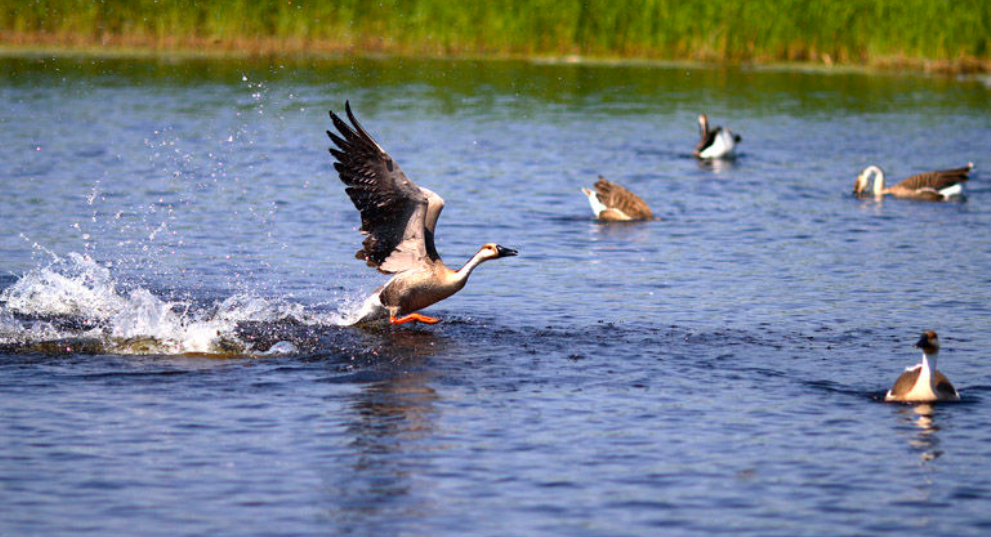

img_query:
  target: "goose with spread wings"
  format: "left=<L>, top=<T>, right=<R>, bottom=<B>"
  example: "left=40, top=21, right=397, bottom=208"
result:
left=853, top=163, right=973, bottom=201
left=327, top=102, right=517, bottom=325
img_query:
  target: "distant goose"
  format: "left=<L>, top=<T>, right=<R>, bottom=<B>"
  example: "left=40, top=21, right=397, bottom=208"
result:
left=885, top=330, right=960, bottom=403
left=854, top=163, right=973, bottom=201
left=693, top=114, right=741, bottom=159
left=327, top=102, right=518, bottom=326
left=581, top=176, right=654, bottom=221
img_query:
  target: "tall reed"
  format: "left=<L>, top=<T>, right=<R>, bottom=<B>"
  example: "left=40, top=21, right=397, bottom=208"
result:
left=3, top=0, right=989, bottom=66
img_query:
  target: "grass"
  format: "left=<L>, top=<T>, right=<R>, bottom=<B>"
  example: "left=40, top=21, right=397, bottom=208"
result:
left=2, top=1, right=990, bottom=71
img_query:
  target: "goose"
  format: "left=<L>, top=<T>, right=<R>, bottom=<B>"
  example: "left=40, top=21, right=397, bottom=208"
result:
left=885, top=330, right=960, bottom=403
left=327, top=102, right=517, bottom=326
left=581, top=176, right=655, bottom=222
left=693, top=114, right=741, bottom=159
left=854, top=163, right=973, bottom=201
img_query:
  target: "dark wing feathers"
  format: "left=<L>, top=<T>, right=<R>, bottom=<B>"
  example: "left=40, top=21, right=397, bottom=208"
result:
left=888, top=367, right=959, bottom=400
left=594, top=177, right=653, bottom=220
left=327, top=101, right=440, bottom=272
left=896, top=165, right=972, bottom=191
left=888, top=366, right=922, bottom=398
left=934, top=371, right=958, bottom=398
left=693, top=128, right=718, bottom=157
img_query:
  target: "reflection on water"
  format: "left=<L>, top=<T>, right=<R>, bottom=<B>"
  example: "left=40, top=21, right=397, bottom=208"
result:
left=323, top=332, right=445, bottom=530
left=895, top=403, right=943, bottom=463
left=586, top=219, right=657, bottom=241
left=696, top=157, right=738, bottom=174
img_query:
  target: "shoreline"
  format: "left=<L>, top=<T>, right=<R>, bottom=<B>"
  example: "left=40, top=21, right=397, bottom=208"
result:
left=2, top=33, right=990, bottom=77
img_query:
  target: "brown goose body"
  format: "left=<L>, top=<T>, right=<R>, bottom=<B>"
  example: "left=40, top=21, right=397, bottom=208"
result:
left=378, top=264, right=464, bottom=317
left=887, top=367, right=958, bottom=403
left=854, top=163, right=973, bottom=201
left=327, top=102, right=517, bottom=325
left=581, top=176, right=654, bottom=222
left=885, top=330, right=960, bottom=403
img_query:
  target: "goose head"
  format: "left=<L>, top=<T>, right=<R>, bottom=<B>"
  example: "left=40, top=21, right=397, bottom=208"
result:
left=853, top=171, right=869, bottom=196
left=478, top=243, right=518, bottom=261
left=581, top=187, right=609, bottom=218
left=456, top=243, right=518, bottom=280
left=915, top=330, right=940, bottom=355
left=853, top=165, right=884, bottom=196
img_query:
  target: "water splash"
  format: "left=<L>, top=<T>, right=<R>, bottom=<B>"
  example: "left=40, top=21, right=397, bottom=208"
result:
left=1, top=252, right=124, bottom=319
left=0, top=253, right=347, bottom=356
left=325, top=290, right=387, bottom=327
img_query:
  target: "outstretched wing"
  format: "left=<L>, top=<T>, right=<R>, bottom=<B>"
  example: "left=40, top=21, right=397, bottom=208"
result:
left=594, top=176, right=653, bottom=220
left=327, top=102, right=443, bottom=273
left=896, top=164, right=973, bottom=191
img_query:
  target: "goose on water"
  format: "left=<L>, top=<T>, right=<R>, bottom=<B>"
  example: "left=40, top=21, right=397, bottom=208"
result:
left=581, top=176, right=655, bottom=222
left=853, top=163, right=973, bottom=201
left=327, top=102, right=517, bottom=326
left=885, top=330, right=960, bottom=403
left=693, top=114, right=741, bottom=159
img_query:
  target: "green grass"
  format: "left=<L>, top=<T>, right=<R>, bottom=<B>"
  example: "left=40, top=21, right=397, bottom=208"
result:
left=3, top=0, right=990, bottom=68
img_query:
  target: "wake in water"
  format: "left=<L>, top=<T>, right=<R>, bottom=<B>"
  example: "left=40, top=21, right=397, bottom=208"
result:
left=0, top=253, right=374, bottom=356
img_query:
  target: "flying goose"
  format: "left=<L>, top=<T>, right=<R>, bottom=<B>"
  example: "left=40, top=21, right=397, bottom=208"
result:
left=581, top=176, right=655, bottom=222
left=854, top=163, right=973, bottom=201
left=885, top=330, right=960, bottom=403
left=327, top=102, right=518, bottom=326
left=693, top=114, right=741, bottom=159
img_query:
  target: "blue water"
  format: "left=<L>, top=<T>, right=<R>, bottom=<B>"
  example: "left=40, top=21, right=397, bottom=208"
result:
left=2, top=55, right=991, bottom=536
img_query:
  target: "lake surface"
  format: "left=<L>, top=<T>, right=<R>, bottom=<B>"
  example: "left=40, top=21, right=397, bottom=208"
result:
left=2, top=55, right=991, bottom=536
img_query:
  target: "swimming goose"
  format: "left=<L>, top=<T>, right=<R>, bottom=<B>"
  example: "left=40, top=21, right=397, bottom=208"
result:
left=854, top=163, right=973, bottom=201
left=327, top=102, right=518, bottom=326
left=581, top=176, right=654, bottom=222
left=693, top=114, right=741, bottom=159
left=885, top=330, right=960, bottom=403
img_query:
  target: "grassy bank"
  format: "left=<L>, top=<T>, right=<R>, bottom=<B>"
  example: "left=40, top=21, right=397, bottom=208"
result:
left=3, top=1, right=990, bottom=72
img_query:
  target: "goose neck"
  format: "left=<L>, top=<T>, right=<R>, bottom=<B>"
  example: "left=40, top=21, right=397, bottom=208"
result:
left=455, top=250, right=489, bottom=283
left=867, top=166, right=885, bottom=194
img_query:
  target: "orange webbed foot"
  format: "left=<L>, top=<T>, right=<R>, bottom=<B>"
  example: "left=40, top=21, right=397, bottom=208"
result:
left=389, top=313, right=441, bottom=325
